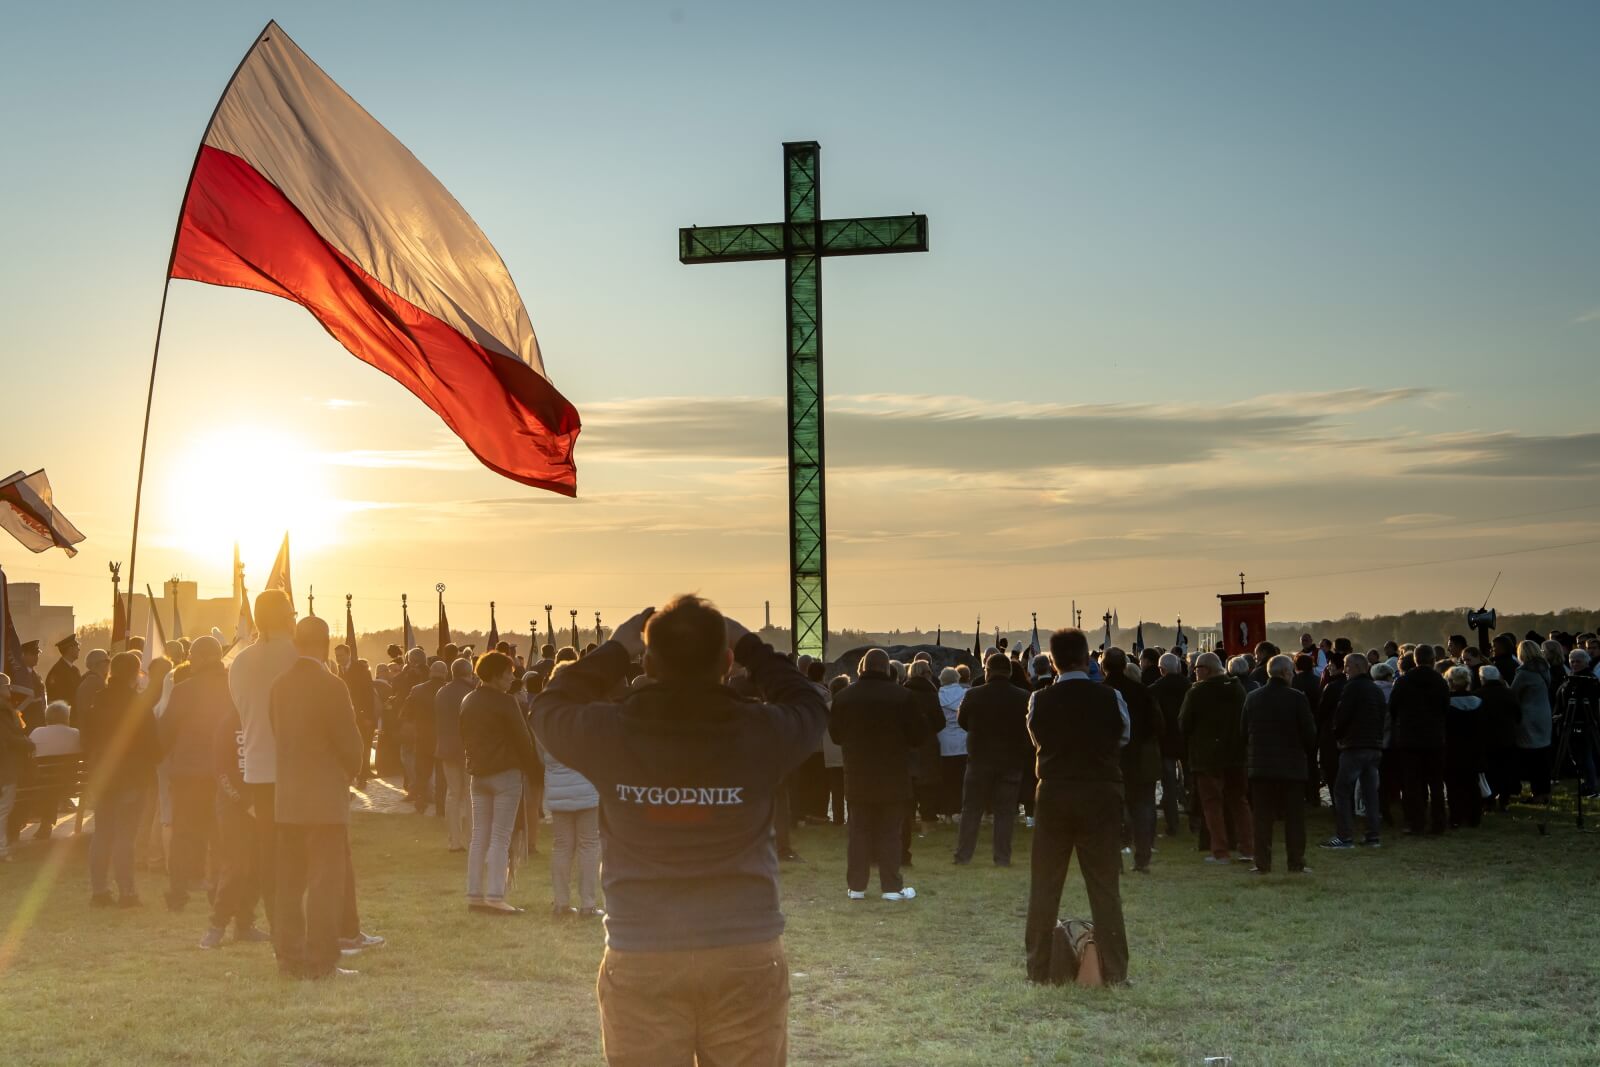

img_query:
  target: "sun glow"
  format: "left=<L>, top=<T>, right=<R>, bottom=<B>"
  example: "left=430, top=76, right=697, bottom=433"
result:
left=159, top=425, right=339, bottom=566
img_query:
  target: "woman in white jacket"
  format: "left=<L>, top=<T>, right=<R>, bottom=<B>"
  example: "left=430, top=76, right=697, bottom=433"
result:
left=937, top=667, right=969, bottom=817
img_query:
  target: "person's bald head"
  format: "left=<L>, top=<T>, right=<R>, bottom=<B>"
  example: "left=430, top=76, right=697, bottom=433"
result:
left=451, top=657, right=473, bottom=680
left=293, top=616, right=330, bottom=660
left=861, top=648, right=890, bottom=675
left=429, top=660, right=449, bottom=680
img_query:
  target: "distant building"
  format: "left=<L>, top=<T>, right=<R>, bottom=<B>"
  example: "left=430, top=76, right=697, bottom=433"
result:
left=129, top=581, right=239, bottom=642
left=6, top=582, right=75, bottom=653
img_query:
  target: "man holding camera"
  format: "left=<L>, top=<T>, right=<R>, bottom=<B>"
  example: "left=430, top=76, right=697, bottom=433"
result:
left=533, top=595, right=827, bottom=1067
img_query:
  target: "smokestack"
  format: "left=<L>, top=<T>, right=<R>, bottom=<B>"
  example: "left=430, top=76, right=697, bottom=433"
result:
left=765, top=600, right=771, bottom=629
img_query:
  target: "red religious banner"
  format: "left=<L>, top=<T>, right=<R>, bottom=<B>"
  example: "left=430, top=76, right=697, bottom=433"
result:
left=1217, top=590, right=1269, bottom=659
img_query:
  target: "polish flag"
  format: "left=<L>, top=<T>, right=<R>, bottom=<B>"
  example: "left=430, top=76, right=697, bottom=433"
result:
left=171, top=22, right=579, bottom=494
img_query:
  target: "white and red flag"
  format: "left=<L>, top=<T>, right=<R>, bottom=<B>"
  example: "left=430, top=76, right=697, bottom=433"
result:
left=171, top=22, right=580, bottom=494
left=0, top=469, right=86, bottom=557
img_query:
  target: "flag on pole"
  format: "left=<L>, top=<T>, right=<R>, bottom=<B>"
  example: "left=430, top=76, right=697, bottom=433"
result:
left=345, top=595, right=358, bottom=664
left=266, top=533, right=293, bottom=612
left=402, top=596, right=416, bottom=652
left=170, top=582, right=186, bottom=641
left=232, top=592, right=254, bottom=649
left=1030, top=616, right=1040, bottom=658
left=1113, top=608, right=1120, bottom=632
left=142, top=585, right=169, bottom=668
left=0, top=565, right=21, bottom=678
left=1174, top=620, right=1189, bottom=654
left=972, top=618, right=981, bottom=658
left=0, top=470, right=86, bottom=557
left=112, top=584, right=130, bottom=647
left=170, top=22, right=579, bottom=495
left=437, top=591, right=451, bottom=657
left=486, top=602, right=499, bottom=650
left=1133, top=621, right=1145, bottom=655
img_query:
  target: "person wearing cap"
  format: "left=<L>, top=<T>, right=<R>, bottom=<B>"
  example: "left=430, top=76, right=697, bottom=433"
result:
left=46, top=634, right=82, bottom=711
left=0, top=677, right=36, bottom=862
left=13, top=640, right=45, bottom=730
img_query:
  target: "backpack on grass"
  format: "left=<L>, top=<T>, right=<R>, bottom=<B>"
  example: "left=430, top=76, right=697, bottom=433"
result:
left=1048, top=918, right=1103, bottom=987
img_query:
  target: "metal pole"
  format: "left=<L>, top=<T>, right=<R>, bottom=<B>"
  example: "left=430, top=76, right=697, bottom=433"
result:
left=123, top=23, right=273, bottom=629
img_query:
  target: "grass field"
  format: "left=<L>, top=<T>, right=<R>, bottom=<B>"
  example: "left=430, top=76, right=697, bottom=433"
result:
left=3, top=800, right=1599, bottom=1066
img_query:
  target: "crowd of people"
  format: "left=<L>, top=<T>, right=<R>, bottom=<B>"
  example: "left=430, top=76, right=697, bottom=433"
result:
left=4, top=598, right=1600, bottom=1062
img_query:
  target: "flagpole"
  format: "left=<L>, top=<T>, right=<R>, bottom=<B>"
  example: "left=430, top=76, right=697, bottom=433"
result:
left=122, top=22, right=277, bottom=629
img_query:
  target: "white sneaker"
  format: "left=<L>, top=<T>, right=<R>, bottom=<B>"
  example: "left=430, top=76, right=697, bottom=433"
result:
left=846, top=890, right=866, bottom=901
left=882, top=887, right=917, bottom=901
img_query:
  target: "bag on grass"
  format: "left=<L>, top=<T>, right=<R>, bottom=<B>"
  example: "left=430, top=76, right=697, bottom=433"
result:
left=1048, top=918, right=1103, bottom=987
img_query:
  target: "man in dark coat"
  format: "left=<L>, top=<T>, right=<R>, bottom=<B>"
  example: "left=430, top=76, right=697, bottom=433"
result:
left=1149, top=653, right=1190, bottom=836
left=403, top=660, right=447, bottom=811
left=73, top=649, right=109, bottom=730
left=1179, top=653, right=1254, bottom=863
left=831, top=649, right=927, bottom=900
left=12, top=640, right=46, bottom=729
left=1314, top=656, right=1347, bottom=805
left=1323, top=653, right=1387, bottom=848
left=1241, top=656, right=1317, bottom=874
left=1024, top=628, right=1130, bottom=985
left=1389, top=644, right=1450, bottom=834
left=158, top=635, right=232, bottom=912
left=269, top=616, right=364, bottom=979
left=45, top=634, right=82, bottom=711
left=953, top=653, right=1031, bottom=866
left=1103, top=648, right=1163, bottom=873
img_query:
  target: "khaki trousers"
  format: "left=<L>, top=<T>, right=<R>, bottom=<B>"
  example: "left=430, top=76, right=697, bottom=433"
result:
left=597, top=937, right=789, bottom=1066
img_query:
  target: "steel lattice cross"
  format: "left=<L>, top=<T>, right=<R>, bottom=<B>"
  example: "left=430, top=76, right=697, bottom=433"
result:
left=680, top=141, right=928, bottom=661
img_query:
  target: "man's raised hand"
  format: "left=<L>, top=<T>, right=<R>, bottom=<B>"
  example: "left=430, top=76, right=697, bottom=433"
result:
left=612, top=608, right=654, bottom=658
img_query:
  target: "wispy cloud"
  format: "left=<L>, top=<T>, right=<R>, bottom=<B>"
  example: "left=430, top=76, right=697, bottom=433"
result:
left=577, top=388, right=1442, bottom=475
left=1395, top=431, right=1600, bottom=477
left=322, top=447, right=474, bottom=472
left=1574, top=308, right=1600, bottom=324
left=311, top=397, right=369, bottom=410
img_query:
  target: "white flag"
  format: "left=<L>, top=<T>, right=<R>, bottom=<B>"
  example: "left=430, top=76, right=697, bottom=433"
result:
left=0, top=469, right=85, bottom=557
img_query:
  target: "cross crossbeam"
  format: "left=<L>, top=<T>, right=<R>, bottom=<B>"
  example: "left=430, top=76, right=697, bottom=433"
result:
left=679, top=141, right=929, bottom=661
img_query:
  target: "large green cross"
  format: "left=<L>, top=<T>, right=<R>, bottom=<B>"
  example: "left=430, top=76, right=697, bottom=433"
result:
left=680, top=141, right=928, bottom=661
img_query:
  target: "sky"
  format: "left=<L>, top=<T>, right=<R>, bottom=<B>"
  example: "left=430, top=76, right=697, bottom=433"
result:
left=3, top=1, right=1599, bottom=637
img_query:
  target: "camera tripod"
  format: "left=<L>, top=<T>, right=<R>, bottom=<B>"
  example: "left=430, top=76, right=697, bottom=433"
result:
left=1537, top=683, right=1600, bottom=834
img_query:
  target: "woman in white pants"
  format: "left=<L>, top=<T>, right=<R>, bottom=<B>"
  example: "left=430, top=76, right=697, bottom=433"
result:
left=537, top=668, right=601, bottom=919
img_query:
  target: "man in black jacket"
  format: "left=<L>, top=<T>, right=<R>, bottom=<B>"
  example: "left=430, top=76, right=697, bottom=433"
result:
left=1104, top=648, right=1164, bottom=873
left=1149, top=653, right=1190, bottom=836
left=533, top=596, right=827, bottom=1067
left=1390, top=644, right=1450, bottom=834
left=1323, top=654, right=1387, bottom=848
left=831, top=649, right=927, bottom=899
left=1024, top=628, right=1130, bottom=985
left=1314, top=656, right=1347, bottom=806
left=953, top=653, right=1030, bottom=866
left=1241, top=656, right=1317, bottom=874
